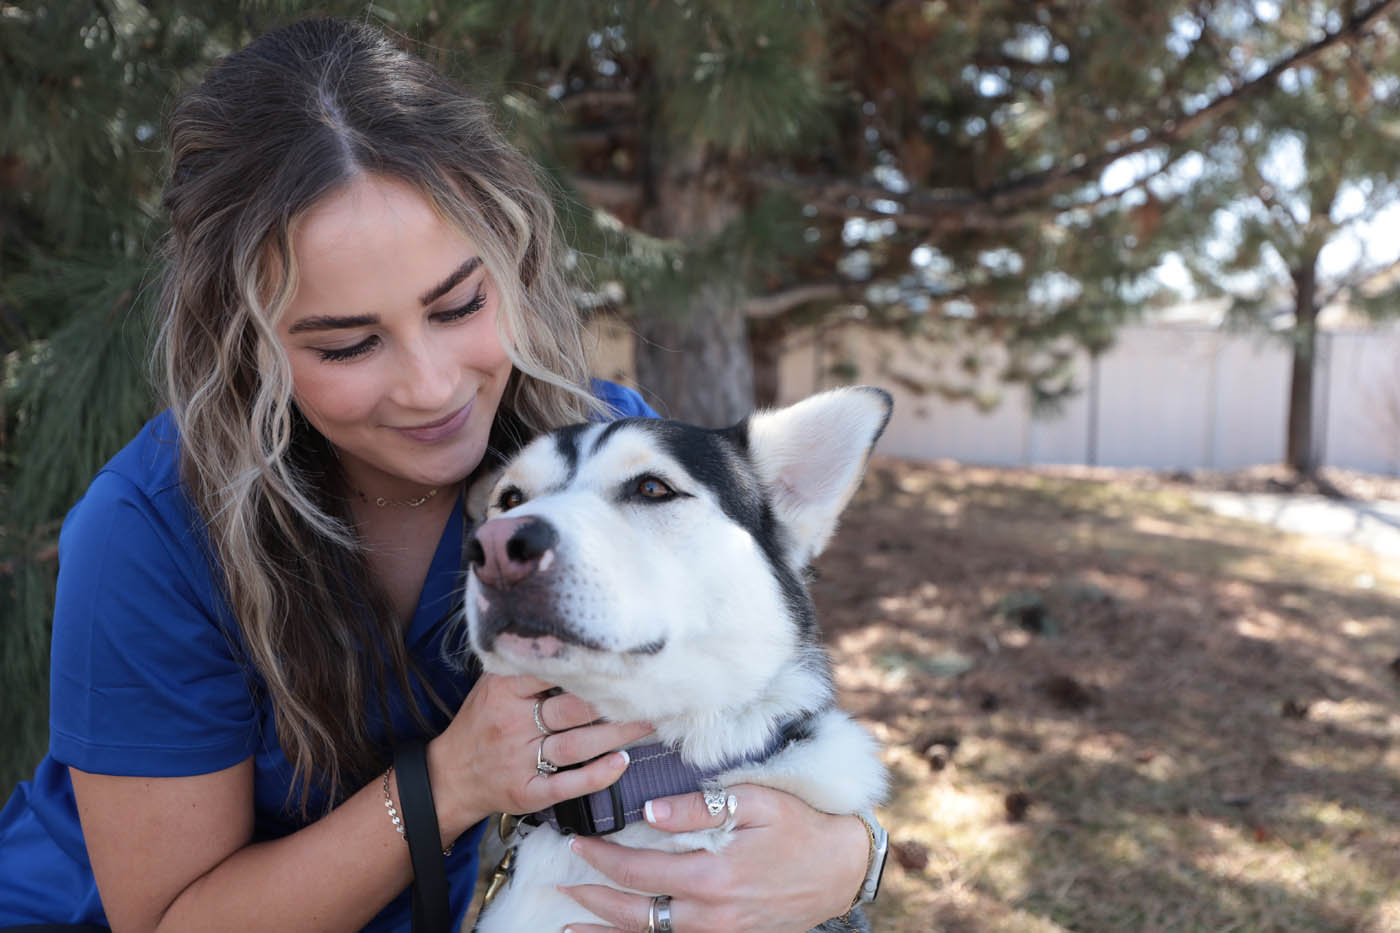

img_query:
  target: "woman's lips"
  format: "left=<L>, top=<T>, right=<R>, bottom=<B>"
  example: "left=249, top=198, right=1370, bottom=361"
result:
left=394, top=399, right=474, bottom=444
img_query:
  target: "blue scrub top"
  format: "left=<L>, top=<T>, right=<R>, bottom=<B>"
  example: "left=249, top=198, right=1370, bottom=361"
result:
left=0, top=381, right=655, bottom=929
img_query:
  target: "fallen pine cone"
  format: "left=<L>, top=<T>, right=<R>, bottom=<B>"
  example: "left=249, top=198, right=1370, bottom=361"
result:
left=889, top=839, right=929, bottom=873
left=1039, top=674, right=1096, bottom=712
left=1004, top=791, right=1032, bottom=823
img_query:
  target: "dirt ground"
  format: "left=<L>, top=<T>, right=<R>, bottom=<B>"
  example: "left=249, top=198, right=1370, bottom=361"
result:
left=815, top=459, right=1400, bottom=933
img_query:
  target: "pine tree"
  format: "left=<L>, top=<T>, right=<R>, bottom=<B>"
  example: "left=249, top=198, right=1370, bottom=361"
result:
left=1166, top=5, right=1400, bottom=476
left=5, top=0, right=1398, bottom=786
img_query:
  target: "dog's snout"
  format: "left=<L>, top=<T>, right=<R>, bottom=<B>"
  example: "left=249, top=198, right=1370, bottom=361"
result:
left=469, top=516, right=559, bottom=588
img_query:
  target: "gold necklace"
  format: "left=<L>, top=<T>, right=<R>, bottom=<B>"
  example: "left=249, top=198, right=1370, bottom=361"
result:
left=354, top=486, right=440, bottom=508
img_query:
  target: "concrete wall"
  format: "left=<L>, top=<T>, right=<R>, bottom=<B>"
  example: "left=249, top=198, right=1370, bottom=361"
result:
left=590, top=319, right=1400, bottom=476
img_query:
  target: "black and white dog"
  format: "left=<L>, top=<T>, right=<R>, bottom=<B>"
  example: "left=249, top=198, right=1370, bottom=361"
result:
left=462, top=387, right=891, bottom=932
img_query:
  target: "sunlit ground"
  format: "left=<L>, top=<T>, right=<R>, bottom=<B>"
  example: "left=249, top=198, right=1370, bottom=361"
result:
left=818, top=460, right=1400, bottom=933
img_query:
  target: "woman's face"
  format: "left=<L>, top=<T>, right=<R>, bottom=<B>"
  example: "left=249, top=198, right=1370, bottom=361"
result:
left=277, top=174, right=514, bottom=500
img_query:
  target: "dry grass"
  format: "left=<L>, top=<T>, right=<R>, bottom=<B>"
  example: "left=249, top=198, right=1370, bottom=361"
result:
left=817, top=459, right=1400, bottom=933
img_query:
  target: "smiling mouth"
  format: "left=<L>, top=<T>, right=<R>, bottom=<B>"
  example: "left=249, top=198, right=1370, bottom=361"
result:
left=394, top=399, right=473, bottom=442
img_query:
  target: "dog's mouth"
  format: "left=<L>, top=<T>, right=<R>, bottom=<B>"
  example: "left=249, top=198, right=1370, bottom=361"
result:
left=471, top=582, right=667, bottom=660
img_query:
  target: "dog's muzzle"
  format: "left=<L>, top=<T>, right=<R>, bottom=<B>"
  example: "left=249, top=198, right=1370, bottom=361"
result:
left=467, top=515, right=584, bottom=652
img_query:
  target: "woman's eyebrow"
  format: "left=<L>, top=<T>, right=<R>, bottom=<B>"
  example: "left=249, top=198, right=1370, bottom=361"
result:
left=287, top=313, right=379, bottom=334
left=286, top=256, right=484, bottom=334
left=418, top=256, right=482, bottom=306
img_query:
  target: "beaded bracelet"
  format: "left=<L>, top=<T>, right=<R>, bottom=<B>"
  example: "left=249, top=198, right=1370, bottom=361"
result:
left=382, top=765, right=452, bottom=856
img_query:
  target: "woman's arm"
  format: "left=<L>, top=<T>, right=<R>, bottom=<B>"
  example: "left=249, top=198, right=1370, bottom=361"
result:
left=73, top=673, right=650, bottom=932
left=560, top=785, right=872, bottom=933
left=73, top=758, right=414, bottom=932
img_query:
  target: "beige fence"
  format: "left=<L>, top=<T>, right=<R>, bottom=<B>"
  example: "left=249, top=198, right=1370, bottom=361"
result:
left=596, top=320, right=1400, bottom=475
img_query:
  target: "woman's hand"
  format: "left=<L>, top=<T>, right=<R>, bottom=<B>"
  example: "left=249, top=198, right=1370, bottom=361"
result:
left=560, top=784, right=871, bottom=933
left=427, top=673, right=653, bottom=845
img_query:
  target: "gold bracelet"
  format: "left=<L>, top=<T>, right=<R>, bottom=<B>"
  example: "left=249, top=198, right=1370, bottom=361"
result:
left=382, top=766, right=452, bottom=856
left=842, top=813, right=878, bottom=917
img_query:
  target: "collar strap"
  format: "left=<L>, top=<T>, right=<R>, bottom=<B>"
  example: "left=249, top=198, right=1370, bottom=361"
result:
left=530, top=723, right=801, bottom=837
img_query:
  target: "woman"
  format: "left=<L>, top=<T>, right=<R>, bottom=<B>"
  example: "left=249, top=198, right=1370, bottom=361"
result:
left=0, top=18, right=874, bottom=932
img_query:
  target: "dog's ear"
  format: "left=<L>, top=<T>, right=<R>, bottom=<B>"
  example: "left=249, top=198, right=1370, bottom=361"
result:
left=744, top=386, right=892, bottom=567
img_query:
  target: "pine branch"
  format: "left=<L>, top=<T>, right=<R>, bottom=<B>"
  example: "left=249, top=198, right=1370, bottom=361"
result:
left=763, top=0, right=1400, bottom=233
left=744, top=282, right=854, bottom=319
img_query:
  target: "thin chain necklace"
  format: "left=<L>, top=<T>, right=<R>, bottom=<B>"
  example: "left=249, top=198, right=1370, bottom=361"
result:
left=353, top=486, right=440, bottom=508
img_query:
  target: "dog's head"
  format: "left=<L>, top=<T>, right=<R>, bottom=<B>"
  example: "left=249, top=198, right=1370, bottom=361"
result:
left=459, top=387, right=891, bottom=727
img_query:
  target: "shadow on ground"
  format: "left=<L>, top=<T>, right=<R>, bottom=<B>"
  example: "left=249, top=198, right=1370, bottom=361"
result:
left=814, top=459, right=1400, bottom=933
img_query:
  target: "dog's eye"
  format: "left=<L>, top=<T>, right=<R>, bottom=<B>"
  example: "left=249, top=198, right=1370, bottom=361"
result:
left=635, top=476, right=675, bottom=500
left=497, top=487, right=526, bottom=511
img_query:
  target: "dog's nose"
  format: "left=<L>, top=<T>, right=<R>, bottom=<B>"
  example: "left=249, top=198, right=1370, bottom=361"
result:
left=468, top=516, right=559, bottom=588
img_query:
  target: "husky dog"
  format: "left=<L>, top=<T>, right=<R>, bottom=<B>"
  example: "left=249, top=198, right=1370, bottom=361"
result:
left=462, top=387, right=892, bottom=933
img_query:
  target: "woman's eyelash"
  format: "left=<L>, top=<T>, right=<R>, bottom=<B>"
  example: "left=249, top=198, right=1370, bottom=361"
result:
left=317, top=337, right=378, bottom=362
left=313, top=291, right=486, bottom=363
left=436, top=291, right=486, bottom=322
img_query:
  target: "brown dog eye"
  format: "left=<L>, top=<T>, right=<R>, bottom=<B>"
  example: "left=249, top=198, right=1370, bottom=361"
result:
left=498, top=487, right=525, bottom=511
left=637, top=476, right=673, bottom=499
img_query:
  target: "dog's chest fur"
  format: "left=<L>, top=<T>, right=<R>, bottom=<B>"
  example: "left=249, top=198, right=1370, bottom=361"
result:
left=460, top=389, right=892, bottom=933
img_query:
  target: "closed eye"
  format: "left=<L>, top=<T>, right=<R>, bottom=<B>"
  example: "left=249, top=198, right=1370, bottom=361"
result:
left=434, top=290, right=486, bottom=323
left=316, top=336, right=378, bottom=362
left=312, top=292, right=486, bottom=363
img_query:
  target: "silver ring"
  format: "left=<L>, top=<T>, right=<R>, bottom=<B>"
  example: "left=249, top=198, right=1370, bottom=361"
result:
left=703, top=786, right=727, bottom=817
left=649, top=894, right=672, bottom=932
left=535, top=736, right=559, bottom=776
left=533, top=698, right=555, bottom=736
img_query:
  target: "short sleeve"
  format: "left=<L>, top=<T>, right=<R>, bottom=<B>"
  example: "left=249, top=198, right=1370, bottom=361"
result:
left=47, top=471, right=260, bottom=777
left=591, top=379, right=659, bottom=420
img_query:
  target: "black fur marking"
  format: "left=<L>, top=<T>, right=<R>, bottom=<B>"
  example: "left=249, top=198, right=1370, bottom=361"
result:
left=589, top=417, right=636, bottom=455
left=625, top=419, right=822, bottom=646
left=776, top=709, right=820, bottom=747
left=625, top=638, right=666, bottom=655
left=551, top=423, right=590, bottom=484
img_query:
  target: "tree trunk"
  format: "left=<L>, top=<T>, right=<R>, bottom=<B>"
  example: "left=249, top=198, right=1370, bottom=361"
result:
left=1285, top=257, right=1320, bottom=476
left=632, top=145, right=755, bottom=427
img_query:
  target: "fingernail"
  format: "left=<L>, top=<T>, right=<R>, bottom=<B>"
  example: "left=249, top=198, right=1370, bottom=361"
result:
left=644, top=799, right=670, bottom=823
left=569, top=837, right=581, bottom=853
left=615, top=748, right=630, bottom=767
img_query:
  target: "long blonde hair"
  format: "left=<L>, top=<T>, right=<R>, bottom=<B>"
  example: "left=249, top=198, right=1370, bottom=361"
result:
left=156, top=18, right=600, bottom=810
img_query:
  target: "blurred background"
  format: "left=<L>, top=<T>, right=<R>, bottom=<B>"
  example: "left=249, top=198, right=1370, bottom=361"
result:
left=3, top=2, right=1398, bottom=929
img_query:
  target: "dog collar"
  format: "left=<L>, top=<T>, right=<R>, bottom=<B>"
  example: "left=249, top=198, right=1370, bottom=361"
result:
left=529, top=723, right=803, bottom=837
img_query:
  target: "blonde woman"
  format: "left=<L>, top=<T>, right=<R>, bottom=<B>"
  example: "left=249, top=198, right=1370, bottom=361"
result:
left=0, top=18, right=877, bottom=933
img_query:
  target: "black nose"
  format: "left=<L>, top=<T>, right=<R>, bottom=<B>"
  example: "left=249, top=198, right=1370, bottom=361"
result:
left=506, top=518, right=558, bottom=563
left=467, top=515, right=560, bottom=588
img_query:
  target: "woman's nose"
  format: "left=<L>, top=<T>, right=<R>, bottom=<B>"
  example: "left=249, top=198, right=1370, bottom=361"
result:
left=392, top=336, right=456, bottom=410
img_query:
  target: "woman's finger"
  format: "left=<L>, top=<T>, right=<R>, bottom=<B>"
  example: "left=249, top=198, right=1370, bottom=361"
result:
left=516, top=749, right=629, bottom=814
left=540, top=720, right=654, bottom=768
left=505, top=673, right=560, bottom=698
left=642, top=782, right=773, bottom=832
left=560, top=883, right=662, bottom=932
left=567, top=835, right=714, bottom=897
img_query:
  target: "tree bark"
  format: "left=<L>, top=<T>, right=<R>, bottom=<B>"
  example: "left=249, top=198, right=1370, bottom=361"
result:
left=1286, top=257, right=1320, bottom=476
left=632, top=144, right=755, bottom=427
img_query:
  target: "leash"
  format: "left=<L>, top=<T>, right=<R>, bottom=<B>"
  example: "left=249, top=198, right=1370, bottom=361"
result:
left=395, top=739, right=453, bottom=933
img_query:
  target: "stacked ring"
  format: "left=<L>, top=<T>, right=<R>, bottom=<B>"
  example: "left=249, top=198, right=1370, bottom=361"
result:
left=535, top=736, right=559, bottom=776
left=533, top=698, right=554, bottom=736
left=648, top=894, right=673, bottom=932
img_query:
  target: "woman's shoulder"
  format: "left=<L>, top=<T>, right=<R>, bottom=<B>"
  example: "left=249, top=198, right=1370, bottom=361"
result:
left=590, top=379, right=659, bottom=421
left=59, top=409, right=208, bottom=586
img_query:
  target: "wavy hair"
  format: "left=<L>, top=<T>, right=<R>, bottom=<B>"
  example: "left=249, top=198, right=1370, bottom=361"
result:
left=155, top=18, right=600, bottom=811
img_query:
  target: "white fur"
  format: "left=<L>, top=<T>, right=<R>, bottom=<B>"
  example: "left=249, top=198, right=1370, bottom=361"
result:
left=466, top=388, right=891, bottom=933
